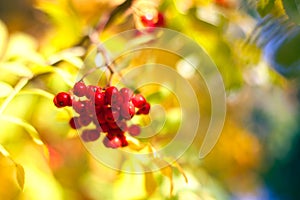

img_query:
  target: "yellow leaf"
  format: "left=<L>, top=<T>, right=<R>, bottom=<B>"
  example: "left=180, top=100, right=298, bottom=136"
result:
left=160, top=165, right=173, bottom=197
left=0, top=81, right=13, bottom=98
left=52, top=68, right=75, bottom=87
left=0, top=144, right=10, bottom=157
left=174, top=161, right=188, bottom=183
left=0, top=62, right=33, bottom=78
left=0, top=145, right=24, bottom=198
left=19, top=89, right=55, bottom=100
left=0, top=115, right=44, bottom=145
left=6, top=33, right=38, bottom=58
left=145, top=172, right=157, bottom=196
left=15, top=164, right=25, bottom=190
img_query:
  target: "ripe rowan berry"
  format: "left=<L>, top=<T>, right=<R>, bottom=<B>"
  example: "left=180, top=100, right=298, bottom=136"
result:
left=73, top=81, right=87, bottom=97
left=69, top=117, right=81, bottom=129
left=53, top=92, right=72, bottom=108
left=137, top=102, right=151, bottom=115
left=131, top=94, right=146, bottom=108
left=128, top=124, right=141, bottom=136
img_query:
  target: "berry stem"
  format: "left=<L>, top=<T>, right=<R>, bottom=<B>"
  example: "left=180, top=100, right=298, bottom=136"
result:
left=88, top=30, right=123, bottom=86
left=78, top=65, right=106, bottom=82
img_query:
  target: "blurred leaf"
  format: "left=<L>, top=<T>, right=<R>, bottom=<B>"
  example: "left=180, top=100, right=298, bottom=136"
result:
left=0, top=81, right=13, bottom=98
left=19, top=89, right=55, bottom=100
left=15, top=164, right=25, bottom=190
left=154, top=158, right=174, bottom=196
left=0, top=144, right=10, bottom=157
left=0, top=62, right=33, bottom=78
left=30, top=65, right=54, bottom=76
left=282, top=0, right=300, bottom=24
left=0, top=115, right=43, bottom=145
left=105, top=0, right=133, bottom=29
left=185, top=10, right=243, bottom=89
left=36, top=0, right=82, bottom=53
left=52, top=68, right=75, bottom=87
left=160, top=165, right=174, bottom=197
left=145, top=172, right=157, bottom=196
left=48, top=47, right=85, bottom=68
left=6, top=33, right=38, bottom=59
left=0, top=145, right=24, bottom=198
left=174, top=161, right=188, bottom=183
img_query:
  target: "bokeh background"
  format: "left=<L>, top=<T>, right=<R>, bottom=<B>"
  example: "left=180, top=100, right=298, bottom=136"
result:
left=0, top=0, right=300, bottom=199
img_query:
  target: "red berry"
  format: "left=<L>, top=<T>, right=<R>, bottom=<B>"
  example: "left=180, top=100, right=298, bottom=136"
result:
left=109, top=127, right=124, bottom=136
left=103, top=106, right=119, bottom=123
left=73, top=81, right=87, bottom=97
left=53, top=92, right=72, bottom=108
left=85, top=100, right=95, bottom=115
left=103, top=136, right=122, bottom=148
left=141, top=12, right=165, bottom=28
left=117, top=120, right=127, bottom=131
left=108, top=121, right=119, bottom=129
left=86, top=85, right=101, bottom=99
left=121, top=102, right=135, bottom=120
left=141, top=13, right=156, bottom=27
left=137, top=102, right=150, bottom=115
left=88, top=130, right=100, bottom=141
left=79, top=114, right=92, bottom=126
left=72, top=100, right=86, bottom=114
left=99, top=123, right=109, bottom=132
left=131, top=94, right=146, bottom=108
left=128, top=125, right=141, bottom=136
left=120, top=88, right=133, bottom=102
left=105, top=86, right=119, bottom=105
left=96, top=112, right=106, bottom=124
left=156, top=12, right=165, bottom=27
left=69, top=117, right=81, bottom=129
left=121, top=137, right=128, bottom=147
left=117, top=134, right=128, bottom=147
left=94, top=91, right=105, bottom=106
left=81, top=129, right=100, bottom=142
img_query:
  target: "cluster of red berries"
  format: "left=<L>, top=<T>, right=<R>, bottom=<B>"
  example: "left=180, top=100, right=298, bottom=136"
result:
left=53, top=81, right=150, bottom=148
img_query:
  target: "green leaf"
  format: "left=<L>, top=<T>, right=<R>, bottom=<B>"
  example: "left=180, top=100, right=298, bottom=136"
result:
left=0, top=62, right=33, bottom=78
left=257, top=0, right=276, bottom=17
left=15, top=164, right=25, bottom=190
left=282, top=0, right=300, bottom=24
left=0, top=81, right=13, bottom=98
left=0, top=115, right=43, bottom=145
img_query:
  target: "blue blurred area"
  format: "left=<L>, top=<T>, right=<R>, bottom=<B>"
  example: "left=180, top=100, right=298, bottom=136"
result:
left=258, top=16, right=300, bottom=79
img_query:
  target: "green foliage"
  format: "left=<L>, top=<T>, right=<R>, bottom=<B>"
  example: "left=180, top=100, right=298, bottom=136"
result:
left=282, top=0, right=300, bottom=24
